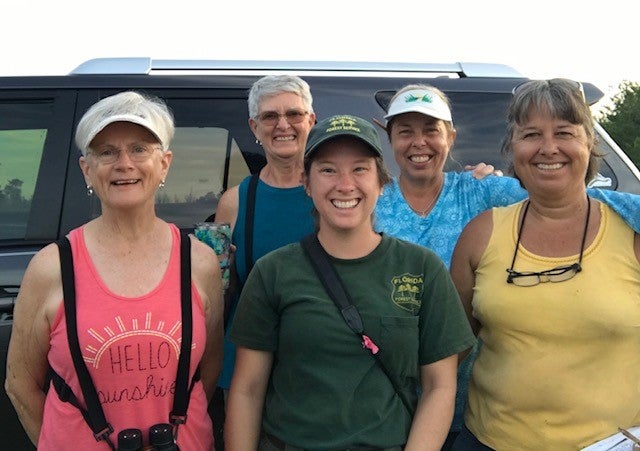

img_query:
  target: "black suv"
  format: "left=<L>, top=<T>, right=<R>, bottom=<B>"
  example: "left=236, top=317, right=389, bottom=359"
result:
left=2, top=58, right=640, bottom=449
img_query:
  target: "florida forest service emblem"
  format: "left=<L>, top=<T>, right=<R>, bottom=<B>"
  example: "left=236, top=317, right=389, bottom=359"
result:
left=391, top=273, right=424, bottom=314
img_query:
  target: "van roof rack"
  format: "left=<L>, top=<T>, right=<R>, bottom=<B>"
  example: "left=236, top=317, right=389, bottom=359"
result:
left=70, top=57, right=524, bottom=78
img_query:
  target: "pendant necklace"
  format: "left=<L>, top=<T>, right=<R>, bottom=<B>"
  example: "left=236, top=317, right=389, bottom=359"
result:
left=406, top=179, right=443, bottom=217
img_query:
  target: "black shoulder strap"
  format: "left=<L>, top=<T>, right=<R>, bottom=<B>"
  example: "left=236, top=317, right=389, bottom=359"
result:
left=55, top=231, right=197, bottom=443
left=300, top=234, right=364, bottom=335
left=170, top=230, right=193, bottom=425
left=244, top=173, right=260, bottom=276
left=57, top=237, right=115, bottom=448
left=299, top=233, right=414, bottom=414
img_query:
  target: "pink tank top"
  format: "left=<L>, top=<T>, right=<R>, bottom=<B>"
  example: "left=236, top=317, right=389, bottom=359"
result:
left=40, top=224, right=214, bottom=450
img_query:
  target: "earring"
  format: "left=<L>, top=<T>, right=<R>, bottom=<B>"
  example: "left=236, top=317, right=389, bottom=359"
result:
left=159, top=180, right=165, bottom=188
left=86, top=185, right=93, bottom=196
left=255, top=139, right=262, bottom=146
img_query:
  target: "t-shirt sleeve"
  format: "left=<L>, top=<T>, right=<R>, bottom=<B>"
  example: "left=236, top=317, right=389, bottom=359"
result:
left=228, top=261, right=280, bottom=351
left=418, top=253, right=476, bottom=365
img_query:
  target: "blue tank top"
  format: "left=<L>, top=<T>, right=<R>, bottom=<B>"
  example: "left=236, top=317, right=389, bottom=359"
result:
left=219, top=175, right=315, bottom=388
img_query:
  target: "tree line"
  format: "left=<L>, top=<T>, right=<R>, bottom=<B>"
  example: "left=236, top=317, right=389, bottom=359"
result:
left=597, top=80, right=640, bottom=170
left=0, top=179, right=28, bottom=207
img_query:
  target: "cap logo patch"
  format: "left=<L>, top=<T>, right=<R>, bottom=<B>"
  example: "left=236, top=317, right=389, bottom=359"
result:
left=405, top=92, right=434, bottom=105
left=327, top=115, right=361, bottom=134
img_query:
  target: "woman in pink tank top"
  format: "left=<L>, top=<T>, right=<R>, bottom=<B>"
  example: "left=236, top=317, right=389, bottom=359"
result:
left=6, top=91, right=224, bottom=450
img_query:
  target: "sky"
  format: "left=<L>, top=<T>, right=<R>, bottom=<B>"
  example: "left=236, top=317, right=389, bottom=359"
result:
left=2, top=0, right=638, bottom=111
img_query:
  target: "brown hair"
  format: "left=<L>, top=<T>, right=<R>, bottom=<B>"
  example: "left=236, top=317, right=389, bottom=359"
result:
left=501, top=78, right=601, bottom=185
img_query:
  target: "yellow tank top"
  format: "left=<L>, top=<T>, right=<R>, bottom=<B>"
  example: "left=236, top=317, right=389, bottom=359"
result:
left=466, top=201, right=640, bottom=450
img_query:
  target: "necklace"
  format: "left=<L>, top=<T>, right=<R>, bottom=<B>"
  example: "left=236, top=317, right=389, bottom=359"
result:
left=405, top=179, right=443, bottom=217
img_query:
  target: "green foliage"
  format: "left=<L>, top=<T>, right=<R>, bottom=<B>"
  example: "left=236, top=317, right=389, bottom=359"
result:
left=0, top=178, right=29, bottom=207
left=597, top=81, right=640, bottom=169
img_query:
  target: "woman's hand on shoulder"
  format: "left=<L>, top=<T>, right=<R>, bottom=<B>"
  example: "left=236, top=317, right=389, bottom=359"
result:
left=465, top=162, right=503, bottom=179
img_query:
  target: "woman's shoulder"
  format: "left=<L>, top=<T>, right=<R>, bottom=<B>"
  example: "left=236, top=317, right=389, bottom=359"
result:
left=456, top=204, right=516, bottom=253
left=259, top=241, right=303, bottom=262
left=215, top=185, right=240, bottom=226
left=188, top=232, right=222, bottom=284
left=28, top=241, right=63, bottom=278
left=17, top=241, right=64, bottom=320
left=463, top=208, right=495, bottom=231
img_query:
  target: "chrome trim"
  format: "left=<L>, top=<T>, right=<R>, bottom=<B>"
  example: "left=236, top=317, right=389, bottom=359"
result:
left=70, top=57, right=524, bottom=78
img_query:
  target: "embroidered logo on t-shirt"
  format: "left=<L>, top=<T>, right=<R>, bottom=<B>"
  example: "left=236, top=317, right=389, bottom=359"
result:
left=390, top=273, right=424, bottom=314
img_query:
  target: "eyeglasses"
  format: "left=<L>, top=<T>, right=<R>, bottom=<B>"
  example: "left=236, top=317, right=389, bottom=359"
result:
left=256, top=109, right=308, bottom=126
left=511, top=78, right=585, bottom=102
left=506, top=262, right=582, bottom=287
left=506, top=197, right=590, bottom=287
left=89, top=144, right=161, bottom=165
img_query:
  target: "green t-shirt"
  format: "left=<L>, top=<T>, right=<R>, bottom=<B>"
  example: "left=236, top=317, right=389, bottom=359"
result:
left=230, top=234, right=475, bottom=449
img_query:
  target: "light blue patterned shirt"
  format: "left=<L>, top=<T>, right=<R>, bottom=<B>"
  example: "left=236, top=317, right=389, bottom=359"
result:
left=375, top=172, right=524, bottom=268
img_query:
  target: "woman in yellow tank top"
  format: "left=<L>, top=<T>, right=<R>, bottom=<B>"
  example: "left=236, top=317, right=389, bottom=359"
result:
left=449, top=78, right=640, bottom=451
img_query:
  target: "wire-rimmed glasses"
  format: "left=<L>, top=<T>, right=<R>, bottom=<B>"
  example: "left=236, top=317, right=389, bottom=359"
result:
left=506, top=262, right=582, bottom=287
left=89, top=144, right=161, bottom=165
left=256, top=109, right=309, bottom=126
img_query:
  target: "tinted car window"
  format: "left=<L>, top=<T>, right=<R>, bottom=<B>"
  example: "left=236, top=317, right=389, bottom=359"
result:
left=0, top=101, right=51, bottom=240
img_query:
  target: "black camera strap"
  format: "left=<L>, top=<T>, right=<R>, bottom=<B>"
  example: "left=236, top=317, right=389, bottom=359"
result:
left=244, top=172, right=259, bottom=278
left=170, top=230, right=194, bottom=427
left=53, top=230, right=197, bottom=447
left=300, top=233, right=413, bottom=415
left=57, top=235, right=115, bottom=448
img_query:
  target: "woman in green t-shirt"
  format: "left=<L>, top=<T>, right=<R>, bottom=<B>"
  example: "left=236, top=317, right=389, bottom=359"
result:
left=225, top=114, right=475, bottom=451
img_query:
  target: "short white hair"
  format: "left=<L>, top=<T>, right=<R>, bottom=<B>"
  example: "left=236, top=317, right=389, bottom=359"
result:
left=75, top=91, right=175, bottom=156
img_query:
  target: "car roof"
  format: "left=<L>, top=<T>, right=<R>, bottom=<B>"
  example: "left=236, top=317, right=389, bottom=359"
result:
left=69, top=57, right=526, bottom=78
left=0, top=57, right=605, bottom=105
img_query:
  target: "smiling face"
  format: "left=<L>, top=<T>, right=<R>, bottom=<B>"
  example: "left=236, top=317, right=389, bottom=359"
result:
left=249, top=91, right=316, bottom=163
left=79, top=121, right=172, bottom=212
left=510, top=107, right=590, bottom=197
left=304, top=137, right=382, bottom=235
left=388, top=112, right=456, bottom=183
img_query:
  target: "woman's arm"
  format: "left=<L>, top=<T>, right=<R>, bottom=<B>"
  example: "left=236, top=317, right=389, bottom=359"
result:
left=190, top=237, right=224, bottom=402
left=449, top=211, right=494, bottom=335
left=5, top=244, right=61, bottom=445
left=224, top=347, right=273, bottom=451
left=404, top=355, right=458, bottom=451
left=587, top=188, right=640, bottom=233
left=215, top=185, right=240, bottom=232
